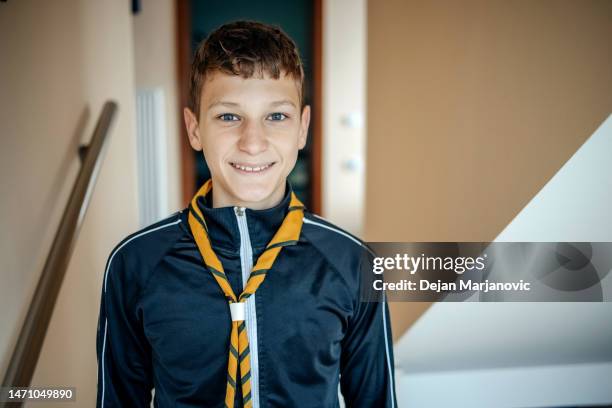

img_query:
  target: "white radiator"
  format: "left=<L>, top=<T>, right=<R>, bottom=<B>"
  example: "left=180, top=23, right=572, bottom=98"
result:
left=136, top=88, right=169, bottom=227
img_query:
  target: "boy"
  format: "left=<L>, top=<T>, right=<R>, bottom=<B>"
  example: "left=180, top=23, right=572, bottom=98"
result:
left=96, top=21, right=396, bottom=407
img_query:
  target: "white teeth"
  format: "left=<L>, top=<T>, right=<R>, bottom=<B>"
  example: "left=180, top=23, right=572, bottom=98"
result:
left=231, top=163, right=272, bottom=172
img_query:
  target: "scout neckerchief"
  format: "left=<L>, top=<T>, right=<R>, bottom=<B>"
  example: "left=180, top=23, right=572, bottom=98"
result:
left=187, top=179, right=304, bottom=408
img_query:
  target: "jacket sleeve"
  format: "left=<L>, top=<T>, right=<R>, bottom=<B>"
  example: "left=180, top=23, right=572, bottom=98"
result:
left=339, top=254, right=397, bottom=407
left=96, top=250, right=153, bottom=407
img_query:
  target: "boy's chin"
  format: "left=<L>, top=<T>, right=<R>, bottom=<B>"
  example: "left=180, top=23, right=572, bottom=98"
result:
left=230, top=183, right=284, bottom=209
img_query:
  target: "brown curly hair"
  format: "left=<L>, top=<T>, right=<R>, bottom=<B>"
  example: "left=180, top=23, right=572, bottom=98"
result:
left=188, top=20, right=305, bottom=117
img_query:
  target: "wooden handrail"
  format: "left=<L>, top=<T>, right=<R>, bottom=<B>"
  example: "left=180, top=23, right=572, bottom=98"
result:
left=1, top=101, right=118, bottom=397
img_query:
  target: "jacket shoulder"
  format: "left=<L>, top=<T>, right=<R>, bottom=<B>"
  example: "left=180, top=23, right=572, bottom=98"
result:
left=103, top=211, right=186, bottom=289
left=109, top=211, right=185, bottom=259
left=301, top=212, right=373, bottom=274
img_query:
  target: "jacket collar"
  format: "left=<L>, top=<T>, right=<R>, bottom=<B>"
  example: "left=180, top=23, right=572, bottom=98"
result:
left=193, top=182, right=294, bottom=253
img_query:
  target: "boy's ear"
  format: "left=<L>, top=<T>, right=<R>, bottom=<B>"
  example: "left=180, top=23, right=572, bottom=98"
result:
left=298, top=105, right=311, bottom=150
left=183, top=107, right=202, bottom=151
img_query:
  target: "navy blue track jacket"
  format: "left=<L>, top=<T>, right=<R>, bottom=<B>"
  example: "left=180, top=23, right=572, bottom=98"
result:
left=96, top=186, right=397, bottom=407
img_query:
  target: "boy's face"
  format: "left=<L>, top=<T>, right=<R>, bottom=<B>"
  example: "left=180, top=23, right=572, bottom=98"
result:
left=184, top=71, right=310, bottom=210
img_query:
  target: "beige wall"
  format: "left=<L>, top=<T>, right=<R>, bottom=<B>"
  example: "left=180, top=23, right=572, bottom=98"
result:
left=365, top=0, right=612, bottom=338
left=0, top=1, right=139, bottom=406
left=133, top=1, right=182, bottom=213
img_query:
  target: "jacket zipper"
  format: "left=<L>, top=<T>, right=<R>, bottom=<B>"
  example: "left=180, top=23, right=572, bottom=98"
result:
left=234, top=207, right=260, bottom=408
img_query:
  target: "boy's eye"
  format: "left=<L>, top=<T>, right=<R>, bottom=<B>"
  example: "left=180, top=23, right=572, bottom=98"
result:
left=217, top=113, right=240, bottom=122
left=267, top=112, right=288, bottom=121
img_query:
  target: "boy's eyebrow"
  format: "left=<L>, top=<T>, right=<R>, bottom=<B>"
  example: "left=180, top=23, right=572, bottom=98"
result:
left=269, top=99, right=297, bottom=108
left=207, top=101, right=241, bottom=109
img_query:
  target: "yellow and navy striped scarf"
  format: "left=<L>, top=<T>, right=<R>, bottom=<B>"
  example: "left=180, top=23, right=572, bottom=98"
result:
left=187, top=179, right=304, bottom=408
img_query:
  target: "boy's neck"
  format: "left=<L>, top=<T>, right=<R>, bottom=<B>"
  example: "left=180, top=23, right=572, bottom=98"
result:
left=211, top=183, right=287, bottom=210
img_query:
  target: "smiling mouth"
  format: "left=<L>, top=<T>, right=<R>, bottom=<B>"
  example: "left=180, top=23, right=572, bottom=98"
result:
left=230, top=162, right=276, bottom=173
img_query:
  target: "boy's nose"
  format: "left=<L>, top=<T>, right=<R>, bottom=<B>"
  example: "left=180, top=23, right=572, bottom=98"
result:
left=237, top=120, right=269, bottom=155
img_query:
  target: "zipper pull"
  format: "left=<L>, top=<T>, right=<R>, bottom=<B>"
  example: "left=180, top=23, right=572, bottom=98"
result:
left=234, top=206, right=245, bottom=216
